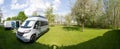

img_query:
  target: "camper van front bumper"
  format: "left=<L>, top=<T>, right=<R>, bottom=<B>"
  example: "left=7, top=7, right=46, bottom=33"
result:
left=16, top=33, right=30, bottom=42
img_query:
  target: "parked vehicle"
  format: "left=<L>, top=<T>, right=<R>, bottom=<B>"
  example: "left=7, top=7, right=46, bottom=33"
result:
left=16, top=16, right=49, bottom=42
left=0, top=23, right=3, bottom=26
left=4, top=20, right=21, bottom=30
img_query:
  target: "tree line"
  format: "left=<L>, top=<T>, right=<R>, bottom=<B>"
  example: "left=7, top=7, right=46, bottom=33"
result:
left=72, top=0, right=120, bottom=31
left=6, top=11, right=27, bottom=22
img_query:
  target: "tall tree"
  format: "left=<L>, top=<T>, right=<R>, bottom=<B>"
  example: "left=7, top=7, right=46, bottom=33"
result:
left=72, top=0, right=97, bottom=32
left=86, top=0, right=103, bottom=28
left=103, top=0, right=120, bottom=29
left=72, top=0, right=120, bottom=29
left=65, top=14, right=71, bottom=26
left=11, top=16, right=17, bottom=20
left=112, top=0, right=120, bottom=29
left=17, top=11, right=27, bottom=22
left=6, top=17, right=11, bottom=21
left=45, top=6, right=55, bottom=25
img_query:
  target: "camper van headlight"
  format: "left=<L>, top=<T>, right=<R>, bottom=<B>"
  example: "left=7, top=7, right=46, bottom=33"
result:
left=24, top=30, right=31, bottom=33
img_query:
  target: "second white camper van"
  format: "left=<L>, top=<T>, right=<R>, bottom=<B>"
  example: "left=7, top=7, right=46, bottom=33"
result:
left=4, top=20, right=21, bottom=30
left=16, top=16, right=49, bottom=42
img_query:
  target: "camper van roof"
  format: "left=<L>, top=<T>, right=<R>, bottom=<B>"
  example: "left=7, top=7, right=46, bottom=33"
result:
left=27, top=15, right=48, bottom=21
left=29, top=15, right=46, bottom=19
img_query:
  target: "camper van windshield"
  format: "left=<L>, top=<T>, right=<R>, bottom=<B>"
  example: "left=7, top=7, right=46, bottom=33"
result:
left=21, top=20, right=35, bottom=28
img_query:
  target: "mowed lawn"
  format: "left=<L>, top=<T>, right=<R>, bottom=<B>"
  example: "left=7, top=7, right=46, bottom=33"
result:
left=0, top=26, right=120, bottom=49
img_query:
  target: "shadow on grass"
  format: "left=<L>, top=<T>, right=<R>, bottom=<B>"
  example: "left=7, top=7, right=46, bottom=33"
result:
left=0, top=26, right=52, bottom=49
left=62, top=26, right=80, bottom=31
left=60, top=30, right=120, bottom=49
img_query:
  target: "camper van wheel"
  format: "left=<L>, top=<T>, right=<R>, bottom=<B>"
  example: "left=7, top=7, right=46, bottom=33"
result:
left=30, top=34, right=36, bottom=42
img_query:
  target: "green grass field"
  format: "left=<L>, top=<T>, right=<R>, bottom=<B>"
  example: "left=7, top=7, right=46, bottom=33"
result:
left=0, top=26, right=120, bottom=49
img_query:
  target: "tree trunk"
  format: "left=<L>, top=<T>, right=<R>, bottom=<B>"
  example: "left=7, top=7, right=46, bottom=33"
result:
left=81, top=22, right=84, bottom=32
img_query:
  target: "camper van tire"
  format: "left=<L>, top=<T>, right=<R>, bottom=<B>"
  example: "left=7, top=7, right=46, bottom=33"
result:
left=30, top=34, right=36, bottom=42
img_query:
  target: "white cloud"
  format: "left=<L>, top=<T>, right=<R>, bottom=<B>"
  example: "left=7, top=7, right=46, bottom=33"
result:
left=25, top=0, right=45, bottom=15
left=11, top=0, right=28, bottom=9
left=24, top=0, right=50, bottom=16
left=0, top=0, right=4, bottom=5
left=1, top=7, right=16, bottom=20
left=2, top=13, right=15, bottom=20
left=52, top=0, right=61, bottom=10
left=11, top=3, right=28, bottom=9
left=24, top=0, right=61, bottom=16
left=12, top=0, right=17, bottom=4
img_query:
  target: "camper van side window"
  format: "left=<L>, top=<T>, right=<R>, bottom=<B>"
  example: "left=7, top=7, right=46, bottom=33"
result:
left=41, top=21, right=47, bottom=26
left=41, top=21, right=43, bottom=26
left=34, top=21, right=39, bottom=29
left=45, top=21, right=48, bottom=25
left=38, top=21, right=41, bottom=26
left=44, top=21, right=48, bottom=25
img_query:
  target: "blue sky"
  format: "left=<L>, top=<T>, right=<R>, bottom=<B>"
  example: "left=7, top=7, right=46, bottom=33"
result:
left=0, top=0, right=76, bottom=19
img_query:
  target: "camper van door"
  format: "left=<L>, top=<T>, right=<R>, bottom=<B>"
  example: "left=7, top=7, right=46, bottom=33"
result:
left=34, top=21, right=41, bottom=34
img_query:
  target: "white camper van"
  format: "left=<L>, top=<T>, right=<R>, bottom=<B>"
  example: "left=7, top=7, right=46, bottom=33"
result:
left=4, top=20, right=21, bottom=30
left=16, top=16, right=49, bottom=42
